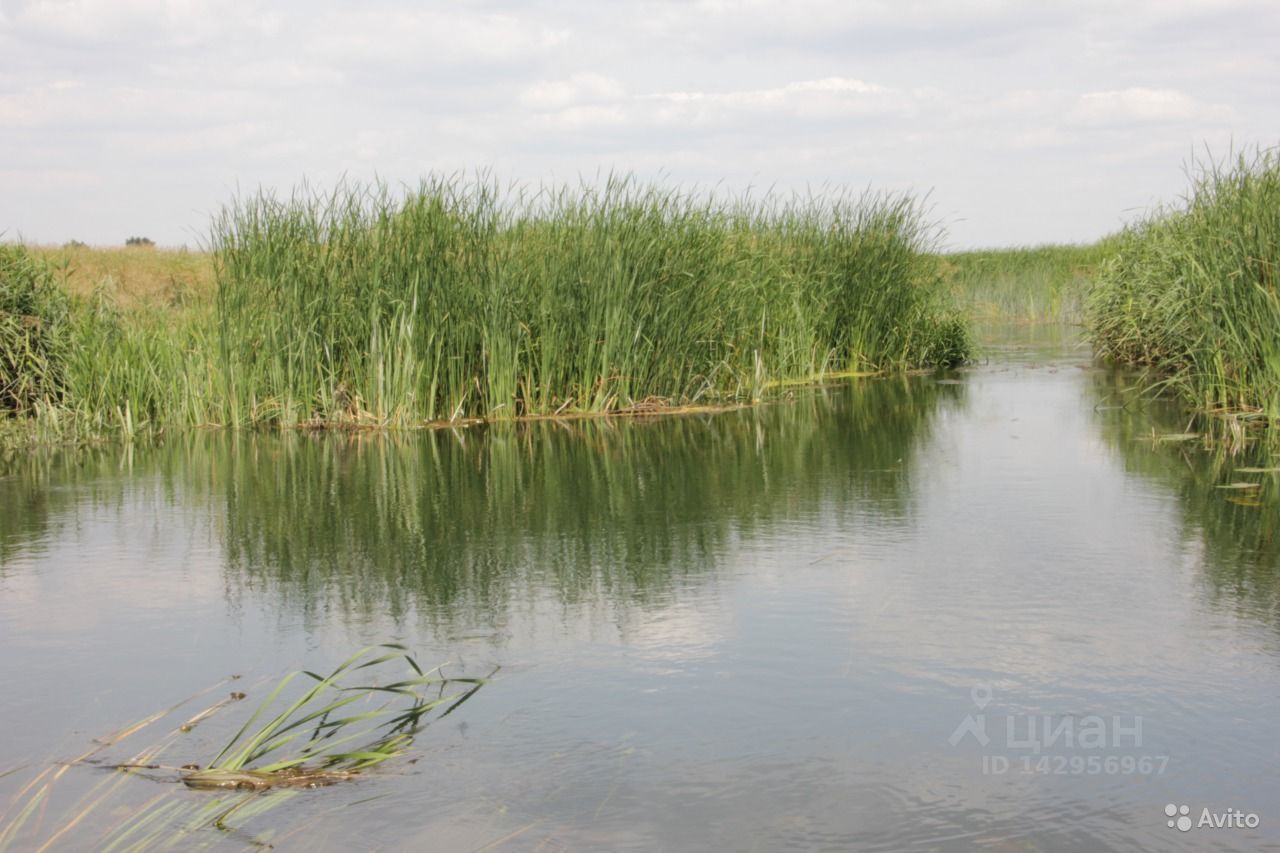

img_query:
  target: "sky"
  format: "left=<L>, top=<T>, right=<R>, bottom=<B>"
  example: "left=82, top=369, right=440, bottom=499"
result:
left=1, top=0, right=1277, bottom=250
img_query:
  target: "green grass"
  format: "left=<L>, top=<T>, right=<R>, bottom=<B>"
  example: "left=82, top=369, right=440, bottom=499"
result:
left=942, top=242, right=1116, bottom=325
left=0, top=177, right=969, bottom=446
left=1088, top=147, right=1280, bottom=423
left=0, top=245, right=73, bottom=415
left=0, top=247, right=223, bottom=445
left=195, top=645, right=485, bottom=781
left=212, top=176, right=969, bottom=428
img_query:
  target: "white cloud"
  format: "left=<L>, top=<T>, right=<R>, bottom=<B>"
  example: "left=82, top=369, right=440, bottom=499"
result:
left=652, top=77, right=888, bottom=106
left=638, top=0, right=1036, bottom=39
left=0, top=81, right=273, bottom=129
left=304, top=9, right=569, bottom=71
left=1071, top=88, right=1223, bottom=125
left=530, top=103, right=629, bottom=131
left=520, top=73, right=625, bottom=110
left=219, top=60, right=346, bottom=89
left=1009, top=126, right=1076, bottom=150
left=524, top=76, right=917, bottom=133
left=649, top=77, right=915, bottom=125
left=6, top=0, right=269, bottom=44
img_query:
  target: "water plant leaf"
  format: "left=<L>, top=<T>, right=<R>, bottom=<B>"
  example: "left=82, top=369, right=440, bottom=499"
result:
left=0, top=648, right=489, bottom=851
left=203, top=644, right=489, bottom=782
left=1150, top=433, right=1200, bottom=442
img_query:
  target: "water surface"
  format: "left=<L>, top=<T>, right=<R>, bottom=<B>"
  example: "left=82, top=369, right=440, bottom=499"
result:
left=2, top=326, right=1278, bottom=851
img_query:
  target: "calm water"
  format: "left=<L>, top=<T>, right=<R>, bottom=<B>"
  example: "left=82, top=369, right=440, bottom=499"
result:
left=2, top=326, right=1279, bottom=851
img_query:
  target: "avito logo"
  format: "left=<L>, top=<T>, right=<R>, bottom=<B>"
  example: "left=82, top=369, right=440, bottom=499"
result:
left=1165, top=804, right=1260, bottom=832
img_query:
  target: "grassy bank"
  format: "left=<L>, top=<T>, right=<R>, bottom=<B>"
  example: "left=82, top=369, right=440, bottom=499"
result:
left=1089, top=148, right=1280, bottom=425
left=0, top=242, right=216, bottom=446
left=942, top=242, right=1114, bottom=325
left=1, top=178, right=969, bottom=446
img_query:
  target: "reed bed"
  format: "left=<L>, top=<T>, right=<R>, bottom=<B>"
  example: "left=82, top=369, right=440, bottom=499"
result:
left=942, top=242, right=1114, bottom=325
left=213, top=177, right=969, bottom=428
left=0, top=177, right=968, bottom=446
left=0, top=246, right=222, bottom=446
left=1088, top=147, right=1280, bottom=424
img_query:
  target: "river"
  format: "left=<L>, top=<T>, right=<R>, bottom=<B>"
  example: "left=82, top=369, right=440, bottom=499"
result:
left=1, top=325, right=1277, bottom=851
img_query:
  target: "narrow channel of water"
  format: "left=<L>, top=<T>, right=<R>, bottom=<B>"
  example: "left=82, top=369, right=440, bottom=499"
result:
left=1, top=326, right=1277, bottom=851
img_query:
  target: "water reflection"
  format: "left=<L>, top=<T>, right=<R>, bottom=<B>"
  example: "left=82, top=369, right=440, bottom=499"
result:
left=1, top=375, right=964, bottom=622
left=1089, top=369, right=1280, bottom=627
left=222, top=375, right=963, bottom=625
left=0, top=442, right=214, bottom=566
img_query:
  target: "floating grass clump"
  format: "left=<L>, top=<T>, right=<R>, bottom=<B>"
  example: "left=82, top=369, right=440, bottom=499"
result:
left=212, top=176, right=969, bottom=427
left=1088, top=147, right=1280, bottom=426
left=178, top=644, right=486, bottom=791
left=0, top=645, right=488, bottom=850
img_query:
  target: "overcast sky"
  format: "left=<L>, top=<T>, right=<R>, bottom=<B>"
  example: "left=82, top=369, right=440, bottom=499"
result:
left=2, top=0, right=1277, bottom=249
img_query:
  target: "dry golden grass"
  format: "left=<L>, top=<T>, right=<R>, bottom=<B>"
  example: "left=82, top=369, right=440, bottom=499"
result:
left=31, top=244, right=214, bottom=308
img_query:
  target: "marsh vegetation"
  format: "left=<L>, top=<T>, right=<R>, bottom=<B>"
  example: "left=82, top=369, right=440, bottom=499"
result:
left=3, top=333, right=1279, bottom=850
left=6, top=149, right=1278, bottom=448
left=942, top=242, right=1114, bottom=325
left=0, top=178, right=971, bottom=448
left=1089, top=148, right=1280, bottom=428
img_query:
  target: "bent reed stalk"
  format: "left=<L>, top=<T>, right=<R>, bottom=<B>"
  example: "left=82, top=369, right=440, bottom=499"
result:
left=0, top=646, right=488, bottom=851
left=1, top=176, right=969, bottom=445
left=1088, top=146, right=1280, bottom=428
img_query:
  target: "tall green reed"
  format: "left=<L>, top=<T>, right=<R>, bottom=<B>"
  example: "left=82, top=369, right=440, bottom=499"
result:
left=0, top=246, right=71, bottom=414
left=2, top=176, right=969, bottom=445
left=212, top=176, right=969, bottom=427
left=1, top=246, right=224, bottom=445
left=1088, top=147, right=1280, bottom=421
